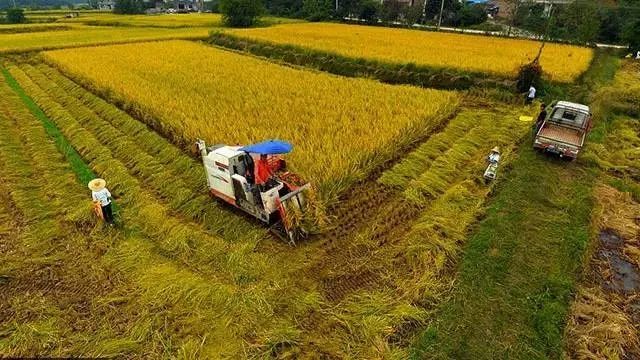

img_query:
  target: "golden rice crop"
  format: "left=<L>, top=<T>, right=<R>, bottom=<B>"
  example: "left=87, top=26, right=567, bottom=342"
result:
left=59, top=13, right=301, bottom=28
left=60, top=13, right=224, bottom=28
left=0, top=25, right=209, bottom=53
left=44, top=40, right=460, bottom=203
left=227, top=22, right=594, bottom=82
left=0, top=23, right=71, bottom=34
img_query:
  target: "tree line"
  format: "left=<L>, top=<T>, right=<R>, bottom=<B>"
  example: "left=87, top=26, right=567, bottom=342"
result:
left=513, top=0, right=640, bottom=47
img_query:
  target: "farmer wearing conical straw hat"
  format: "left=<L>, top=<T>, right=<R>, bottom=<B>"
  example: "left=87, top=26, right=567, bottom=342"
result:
left=488, top=146, right=500, bottom=163
left=88, top=178, right=114, bottom=225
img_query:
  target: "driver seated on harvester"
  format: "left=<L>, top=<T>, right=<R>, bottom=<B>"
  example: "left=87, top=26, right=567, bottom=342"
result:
left=254, top=154, right=272, bottom=187
left=254, top=153, right=281, bottom=189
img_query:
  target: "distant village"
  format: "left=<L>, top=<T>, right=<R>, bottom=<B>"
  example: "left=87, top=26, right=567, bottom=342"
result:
left=97, top=0, right=202, bottom=12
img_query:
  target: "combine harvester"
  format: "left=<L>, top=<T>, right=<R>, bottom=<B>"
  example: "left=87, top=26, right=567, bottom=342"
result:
left=196, top=139, right=311, bottom=244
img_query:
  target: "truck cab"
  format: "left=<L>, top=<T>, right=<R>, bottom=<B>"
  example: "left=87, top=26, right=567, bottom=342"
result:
left=533, top=101, right=592, bottom=159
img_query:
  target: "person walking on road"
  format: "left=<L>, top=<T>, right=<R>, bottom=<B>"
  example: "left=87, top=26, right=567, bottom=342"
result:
left=89, top=178, right=114, bottom=225
left=525, top=85, right=536, bottom=105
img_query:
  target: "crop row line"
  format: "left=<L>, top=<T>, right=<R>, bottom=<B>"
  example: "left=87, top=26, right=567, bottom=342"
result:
left=7, top=64, right=255, bottom=283
left=0, top=74, right=256, bottom=357
left=403, top=110, right=525, bottom=204
left=27, top=62, right=266, bottom=243
left=208, top=32, right=510, bottom=91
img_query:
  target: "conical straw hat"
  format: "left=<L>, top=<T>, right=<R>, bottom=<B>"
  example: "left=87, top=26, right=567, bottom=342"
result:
left=491, top=146, right=500, bottom=153
left=88, top=178, right=106, bottom=192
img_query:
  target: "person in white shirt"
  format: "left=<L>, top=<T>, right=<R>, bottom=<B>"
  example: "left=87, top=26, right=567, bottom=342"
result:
left=88, top=178, right=114, bottom=225
left=525, top=85, right=536, bottom=105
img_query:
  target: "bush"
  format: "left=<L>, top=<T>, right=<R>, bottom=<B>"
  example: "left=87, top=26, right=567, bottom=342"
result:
left=516, top=61, right=543, bottom=93
left=6, top=8, right=25, bottom=24
left=220, top=0, right=264, bottom=27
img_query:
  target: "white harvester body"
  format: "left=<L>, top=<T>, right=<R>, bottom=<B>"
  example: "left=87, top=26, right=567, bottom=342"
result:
left=196, top=140, right=310, bottom=244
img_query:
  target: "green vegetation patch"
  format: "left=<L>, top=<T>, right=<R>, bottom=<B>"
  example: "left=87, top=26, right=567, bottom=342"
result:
left=412, top=146, right=596, bottom=359
left=1, top=66, right=95, bottom=184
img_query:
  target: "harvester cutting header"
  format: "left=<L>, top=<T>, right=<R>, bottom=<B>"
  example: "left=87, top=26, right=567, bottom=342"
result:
left=196, top=139, right=311, bottom=244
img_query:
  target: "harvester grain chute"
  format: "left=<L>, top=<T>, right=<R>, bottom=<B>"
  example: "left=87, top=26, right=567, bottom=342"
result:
left=196, top=139, right=311, bottom=244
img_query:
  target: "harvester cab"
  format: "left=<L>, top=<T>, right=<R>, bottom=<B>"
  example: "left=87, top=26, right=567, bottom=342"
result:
left=195, top=139, right=311, bottom=244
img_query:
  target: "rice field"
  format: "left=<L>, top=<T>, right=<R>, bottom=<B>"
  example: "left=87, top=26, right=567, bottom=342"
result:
left=2, top=61, right=311, bottom=357
left=43, top=40, right=460, bottom=203
left=2, top=51, right=536, bottom=356
left=58, top=13, right=302, bottom=28
left=226, top=22, right=594, bottom=82
left=60, top=13, right=225, bottom=28
left=0, top=26, right=209, bottom=53
left=0, top=23, right=71, bottom=34
left=1, top=15, right=632, bottom=359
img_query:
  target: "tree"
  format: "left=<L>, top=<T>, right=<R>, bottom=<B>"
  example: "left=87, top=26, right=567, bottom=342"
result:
left=622, top=18, right=640, bottom=52
left=358, top=0, right=380, bottom=23
left=423, top=0, right=460, bottom=23
left=113, top=0, right=144, bottom=14
left=551, top=0, right=600, bottom=43
left=504, top=0, right=522, bottom=35
left=6, top=8, right=25, bottom=23
left=450, top=4, right=486, bottom=27
left=513, top=2, right=547, bottom=34
left=220, top=0, right=263, bottom=27
left=302, top=0, right=332, bottom=21
left=263, top=0, right=302, bottom=17
left=402, top=1, right=423, bottom=25
left=380, top=0, right=403, bottom=23
left=597, top=7, right=622, bottom=43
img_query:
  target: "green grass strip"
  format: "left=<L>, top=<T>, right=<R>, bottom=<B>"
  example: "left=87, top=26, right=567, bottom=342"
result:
left=411, top=146, right=596, bottom=359
left=1, top=66, right=119, bottom=216
left=2, top=66, right=96, bottom=184
left=410, top=51, right=622, bottom=360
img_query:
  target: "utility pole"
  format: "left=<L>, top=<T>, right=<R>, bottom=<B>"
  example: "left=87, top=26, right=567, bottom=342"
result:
left=437, top=0, right=445, bottom=30
left=534, top=2, right=554, bottom=63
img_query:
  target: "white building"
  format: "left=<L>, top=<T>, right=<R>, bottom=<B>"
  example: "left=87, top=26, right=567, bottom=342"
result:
left=97, top=0, right=115, bottom=10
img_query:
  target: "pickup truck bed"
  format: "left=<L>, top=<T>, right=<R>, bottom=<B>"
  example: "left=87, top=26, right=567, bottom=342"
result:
left=538, top=123, right=583, bottom=146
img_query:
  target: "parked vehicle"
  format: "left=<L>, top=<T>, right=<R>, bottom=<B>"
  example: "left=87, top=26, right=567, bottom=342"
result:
left=533, top=101, right=592, bottom=160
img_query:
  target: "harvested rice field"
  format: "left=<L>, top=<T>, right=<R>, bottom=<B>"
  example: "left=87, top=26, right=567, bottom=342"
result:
left=0, top=16, right=637, bottom=360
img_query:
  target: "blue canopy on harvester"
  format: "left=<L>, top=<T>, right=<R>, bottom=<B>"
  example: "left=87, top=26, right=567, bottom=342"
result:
left=240, top=140, right=293, bottom=155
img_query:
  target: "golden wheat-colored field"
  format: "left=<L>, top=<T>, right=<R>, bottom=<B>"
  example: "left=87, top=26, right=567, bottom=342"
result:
left=227, top=22, right=593, bottom=82
left=0, top=25, right=209, bottom=53
left=59, top=13, right=224, bottom=28
left=44, top=40, right=459, bottom=202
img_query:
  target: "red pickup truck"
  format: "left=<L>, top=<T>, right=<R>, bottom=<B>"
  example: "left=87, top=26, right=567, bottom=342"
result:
left=533, top=101, right=592, bottom=160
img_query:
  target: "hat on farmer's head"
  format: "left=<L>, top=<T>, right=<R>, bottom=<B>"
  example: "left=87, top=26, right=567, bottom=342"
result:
left=491, top=146, right=500, bottom=153
left=88, top=178, right=106, bottom=192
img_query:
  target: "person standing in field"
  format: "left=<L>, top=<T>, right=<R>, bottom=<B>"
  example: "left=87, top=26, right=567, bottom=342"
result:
left=525, top=85, right=536, bottom=105
left=89, top=178, right=114, bottom=225
left=533, top=103, right=547, bottom=135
